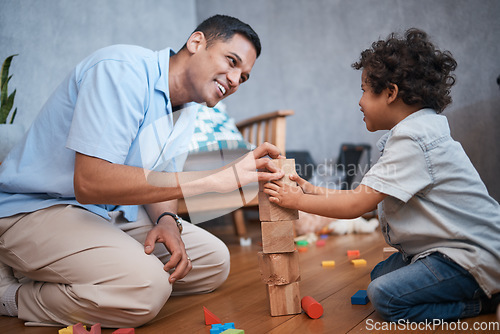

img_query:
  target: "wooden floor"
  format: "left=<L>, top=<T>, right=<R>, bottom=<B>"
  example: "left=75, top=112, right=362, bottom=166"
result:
left=0, top=216, right=498, bottom=334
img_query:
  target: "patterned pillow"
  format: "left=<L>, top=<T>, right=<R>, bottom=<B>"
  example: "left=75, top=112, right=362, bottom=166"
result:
left=188, top=103, right=254, bottom=153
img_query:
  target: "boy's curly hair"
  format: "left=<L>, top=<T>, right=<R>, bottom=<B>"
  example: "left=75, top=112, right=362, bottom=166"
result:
left=352, top=28, right=457, bottom=113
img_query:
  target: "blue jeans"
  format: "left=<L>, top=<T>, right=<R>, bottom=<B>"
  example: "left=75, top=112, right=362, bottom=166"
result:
left=367, top=252, right=484, bottom=322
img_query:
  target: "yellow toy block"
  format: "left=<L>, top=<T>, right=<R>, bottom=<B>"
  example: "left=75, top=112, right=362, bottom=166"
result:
left=321, top=260, right=335, bottom=267
left=59, top=325, right=73, bottom=334
left=351, top=259, right=367, bottom=267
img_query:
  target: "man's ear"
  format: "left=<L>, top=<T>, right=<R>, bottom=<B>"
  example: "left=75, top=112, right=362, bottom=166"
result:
left=185, top=31, right=206, bottom=54
left=386, top=83, right=399, bottom=104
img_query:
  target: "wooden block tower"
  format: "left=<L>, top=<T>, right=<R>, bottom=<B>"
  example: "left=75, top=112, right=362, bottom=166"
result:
left=258, top=159, right=301, bottom=316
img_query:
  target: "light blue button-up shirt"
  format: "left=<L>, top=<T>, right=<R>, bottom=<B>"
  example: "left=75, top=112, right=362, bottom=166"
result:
left=0, top=45, right=197, bottom=221
left=361, top=108, right=500, bottom=297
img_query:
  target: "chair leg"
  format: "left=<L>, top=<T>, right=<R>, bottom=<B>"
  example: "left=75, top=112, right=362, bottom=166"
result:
left=232, top=209, right=247, bottom=237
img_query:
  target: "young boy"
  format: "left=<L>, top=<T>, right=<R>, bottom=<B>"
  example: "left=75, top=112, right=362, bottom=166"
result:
left=263, top=28, right=500, bottom=322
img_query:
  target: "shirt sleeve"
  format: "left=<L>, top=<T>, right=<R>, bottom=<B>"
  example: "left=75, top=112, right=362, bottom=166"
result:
left=66, top=59, right=148, bottom=164
left=361, top=132, right=433, bottom=203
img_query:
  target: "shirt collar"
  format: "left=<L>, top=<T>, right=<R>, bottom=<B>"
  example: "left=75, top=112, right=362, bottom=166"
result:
left=155, top=48, right=175, bottom=108
left=376, top=108, right=437, bottom=152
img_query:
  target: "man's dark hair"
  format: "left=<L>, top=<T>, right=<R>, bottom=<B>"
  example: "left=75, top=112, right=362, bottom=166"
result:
left=352, top=28, right=457, bottom=113
left=181, top=14, right=261, bottom=58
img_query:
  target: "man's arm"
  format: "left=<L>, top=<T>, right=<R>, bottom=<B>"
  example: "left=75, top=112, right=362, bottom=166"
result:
left=73, top=142, right=285, bottom=205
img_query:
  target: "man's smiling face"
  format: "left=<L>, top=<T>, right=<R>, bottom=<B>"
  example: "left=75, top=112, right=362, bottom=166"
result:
left=187, top=33, right=257, bottom=107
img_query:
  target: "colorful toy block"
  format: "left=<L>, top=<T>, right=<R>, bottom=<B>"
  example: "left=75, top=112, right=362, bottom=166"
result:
left=296, top=240, right=308, bottom=247
left=301, top=296, right=324, bottom=319
left=210, top=323, right=236, bottom=334
left=59, top=325, right=74, bottom=334
left=316, top=239, right=326, bottom=247
left=351, top=290, right=369, bottom=305
left=351, top=259, right=367, bottom=267
left=72, top=323, right=101, bottom=334
left=321, top=260, right=335, bottom=267
left=347, top=250, right=360, bottom=259
left=297, top=247, right=308, bottom=253
left=204, top=306, right=222, bottom=325
left=221, top=329, right=245, bottom=334
left=112, top=329, right=135, bottom=334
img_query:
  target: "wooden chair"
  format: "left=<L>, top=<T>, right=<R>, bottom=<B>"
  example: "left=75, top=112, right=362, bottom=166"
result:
left=177, top=109, right=295, bottom=238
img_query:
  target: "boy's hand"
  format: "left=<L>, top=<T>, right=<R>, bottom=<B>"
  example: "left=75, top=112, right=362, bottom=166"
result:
left=263, top=180, right=304, bottom=209
left=288, top=173, right=316, bottom=194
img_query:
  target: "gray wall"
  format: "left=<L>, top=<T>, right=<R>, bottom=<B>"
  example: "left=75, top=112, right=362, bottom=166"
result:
left=1, top=0, right=499, bottom=201
left=0, top=0, right=197, bottom=128
left=195, top=0, right=500, bottom=201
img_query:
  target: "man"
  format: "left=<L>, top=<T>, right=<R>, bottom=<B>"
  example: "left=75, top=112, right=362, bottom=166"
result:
left=0, top=15, right=283, bottom=327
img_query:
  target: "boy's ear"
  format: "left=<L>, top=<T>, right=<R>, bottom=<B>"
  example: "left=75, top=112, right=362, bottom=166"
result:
left=386, top=83, right=399, bottom=104
left=185, top=31, right=206, bottom=54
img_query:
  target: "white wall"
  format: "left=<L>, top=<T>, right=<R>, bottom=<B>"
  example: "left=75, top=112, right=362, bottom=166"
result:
left=195, top=0, right=500, bottom=200
left=0, top=0, right=197, bottom=128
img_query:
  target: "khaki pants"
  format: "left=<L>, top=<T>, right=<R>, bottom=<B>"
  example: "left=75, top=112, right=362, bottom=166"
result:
left=0, top=205, right=230, bottom=327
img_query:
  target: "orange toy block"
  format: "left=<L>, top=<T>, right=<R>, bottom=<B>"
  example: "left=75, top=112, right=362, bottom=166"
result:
left=301, top=296, right=324, bottom=319
left=347, top=250, right=360, bottom=259
left=112, top=329, right=135, bottom=334
left=267, top=282, right=301, bottom=316
left=72, top=323, right=101, bottom=334
left=257, top=251, right=300, bottom=285
left=203, top=306, right=222, bottom=325
left=261, top=220, right=296, bottom=253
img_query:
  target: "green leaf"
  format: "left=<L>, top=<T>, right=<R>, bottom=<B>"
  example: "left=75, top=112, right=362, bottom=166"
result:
left=0, top=54, right=19, bottom=124
left=0, top=55, right=18, bottom=90
left=9, top=108, right=17, bottom=124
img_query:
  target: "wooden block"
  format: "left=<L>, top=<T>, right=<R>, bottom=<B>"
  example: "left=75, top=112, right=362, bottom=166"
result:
left=258, top=159, right=299, bottom=221
left=257, top=251, right=300, bottom=285
left=267, top=282, right=301, bottom=316
left=261, top=221, right=295, bottom=253
left=258, top=192, right=299, bottom=221
left=258, top=158, right=297, bottom=190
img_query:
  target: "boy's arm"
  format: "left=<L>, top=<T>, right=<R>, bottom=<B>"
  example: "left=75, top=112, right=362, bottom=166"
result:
left=264, top=182, right=386, bottom=219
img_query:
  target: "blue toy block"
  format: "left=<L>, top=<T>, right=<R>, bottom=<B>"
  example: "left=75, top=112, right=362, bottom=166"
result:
left=351, top=290, right=369, bottom=305
left=210, top=323, right=236, bottom=334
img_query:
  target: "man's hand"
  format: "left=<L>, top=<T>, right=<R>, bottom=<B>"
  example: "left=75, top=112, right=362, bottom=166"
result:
left=144, top=217, right=191, bottom=283
left=213, top=142, right=285, bottom=193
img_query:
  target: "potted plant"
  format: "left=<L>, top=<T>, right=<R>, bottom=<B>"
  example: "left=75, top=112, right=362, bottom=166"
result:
left=0, top=54, right=25, bottom=161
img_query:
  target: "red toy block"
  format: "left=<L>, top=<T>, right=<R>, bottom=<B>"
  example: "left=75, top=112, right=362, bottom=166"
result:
left=204, top=306, right=222, bottom=325
left=301, top=296, right=323, bottom=319
left=72, top=323, right=101, bottom=334
left=347, top=250, right=360, bottom=259
left=112, top=329, right=135, bottom=334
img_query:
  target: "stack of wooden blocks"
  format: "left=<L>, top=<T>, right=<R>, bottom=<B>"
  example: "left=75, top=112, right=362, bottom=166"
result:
left=257, top=159, right=301, bottom=316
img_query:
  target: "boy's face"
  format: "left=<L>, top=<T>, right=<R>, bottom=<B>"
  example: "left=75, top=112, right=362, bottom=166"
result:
left=187, top=33, right=257, bottom=107
left=358, top=70, right=394, bottom=132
